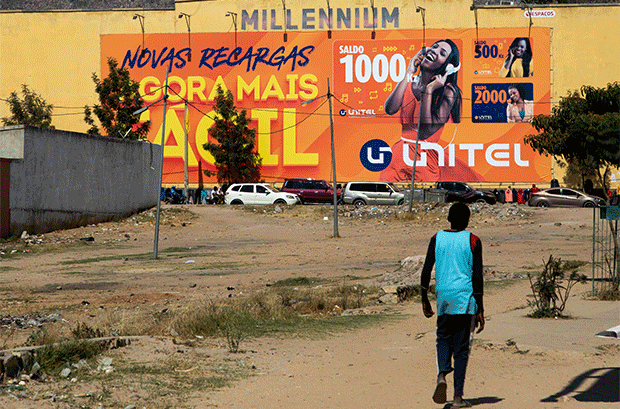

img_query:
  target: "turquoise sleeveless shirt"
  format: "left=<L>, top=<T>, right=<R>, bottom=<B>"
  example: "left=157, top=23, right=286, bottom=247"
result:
left=435, top=230, right=478, bottom=315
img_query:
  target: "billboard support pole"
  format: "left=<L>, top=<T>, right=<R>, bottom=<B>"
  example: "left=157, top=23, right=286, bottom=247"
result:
left=408, top=106, right=422, bottom=213
left=409, top=11, right=426, bottom=213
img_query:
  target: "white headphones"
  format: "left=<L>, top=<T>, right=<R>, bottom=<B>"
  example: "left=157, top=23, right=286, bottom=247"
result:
left=444, top=62, right=461, bottom=76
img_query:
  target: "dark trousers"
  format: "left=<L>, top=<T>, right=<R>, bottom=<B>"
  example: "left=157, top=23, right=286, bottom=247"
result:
left=436, top=314, right=475, bottom=396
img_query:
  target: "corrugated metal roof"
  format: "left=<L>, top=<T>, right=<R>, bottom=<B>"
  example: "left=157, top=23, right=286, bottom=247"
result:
left=0, top=0, right=175, bottom=11
left=472, top=0, right=616, bottom=5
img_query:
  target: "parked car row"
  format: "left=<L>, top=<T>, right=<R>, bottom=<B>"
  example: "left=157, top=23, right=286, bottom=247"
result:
left=209, top=178, right=607, bottom=208
left=221, top=179, right=406, bottom=206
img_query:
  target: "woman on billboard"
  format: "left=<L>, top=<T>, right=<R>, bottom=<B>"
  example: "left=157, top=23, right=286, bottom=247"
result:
left=499, top=37, right=533, bottom=78
left=380, top=39, right=484, bottom=182
left=506, top=83, right=533, bottom=123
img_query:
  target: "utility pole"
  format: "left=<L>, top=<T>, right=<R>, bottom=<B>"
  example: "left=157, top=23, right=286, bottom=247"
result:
left=327, top=78, right=339, bottom=238
left=301, top=79, right=339, bottom=238
left=153, top=59, right=172, bottom=259
left=183, top=99, right=189, bottom=203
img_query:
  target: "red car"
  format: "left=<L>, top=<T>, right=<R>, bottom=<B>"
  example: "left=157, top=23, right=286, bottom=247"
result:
left=280, top=178, right=340, bottom=204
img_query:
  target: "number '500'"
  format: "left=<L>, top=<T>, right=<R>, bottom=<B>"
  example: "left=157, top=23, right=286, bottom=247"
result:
left=474, top=88, right=508, bottom=104
left=340, top=54, right=407, bottom=83
left=474, top=44, right=499, bottom=59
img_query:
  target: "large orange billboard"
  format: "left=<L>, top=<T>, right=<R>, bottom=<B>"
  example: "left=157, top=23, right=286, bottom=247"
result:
left=101, top=27, right=550, bottom=184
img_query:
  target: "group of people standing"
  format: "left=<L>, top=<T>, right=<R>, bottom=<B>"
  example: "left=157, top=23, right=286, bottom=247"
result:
left=494, top=184, right=539, bottom=204
left=194, top=186, right=225, bottom=204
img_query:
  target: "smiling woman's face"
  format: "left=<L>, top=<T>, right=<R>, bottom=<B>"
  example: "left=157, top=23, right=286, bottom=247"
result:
left=421, top=41, right=452, bottom=72
left=508, top=87, right=522, bottom=102
left=514, top=40, right=527, bottom=57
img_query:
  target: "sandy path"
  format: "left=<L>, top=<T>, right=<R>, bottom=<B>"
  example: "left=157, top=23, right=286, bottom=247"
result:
left=0, top=204, right=617, bottom=408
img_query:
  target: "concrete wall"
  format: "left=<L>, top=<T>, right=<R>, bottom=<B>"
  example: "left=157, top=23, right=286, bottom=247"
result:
left=0, top=126, right=162, bottom=236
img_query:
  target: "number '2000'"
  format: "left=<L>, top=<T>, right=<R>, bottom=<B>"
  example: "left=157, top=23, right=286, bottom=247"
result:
left=340, top=54, right=407, bottom=83
left=474, top=88, right=508, bottom=104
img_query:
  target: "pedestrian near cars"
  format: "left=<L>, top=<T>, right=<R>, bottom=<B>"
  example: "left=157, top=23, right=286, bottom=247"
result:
left=421, top=202, right=485, bottom=408
left=211, top=186, right=221, bottom=204
left=517, top=188, right=525, bottom=204
left=505, top=186, right=513, bottom=203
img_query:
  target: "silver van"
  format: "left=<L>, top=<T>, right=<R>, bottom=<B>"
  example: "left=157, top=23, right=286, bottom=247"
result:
left=342, top=181, right=405, bottom=205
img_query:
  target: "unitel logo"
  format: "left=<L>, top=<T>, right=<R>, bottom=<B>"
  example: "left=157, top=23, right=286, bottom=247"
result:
left=347, top=108, right=377, bottom=116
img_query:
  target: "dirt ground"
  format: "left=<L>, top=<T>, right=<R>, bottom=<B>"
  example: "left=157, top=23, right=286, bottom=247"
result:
left=0, top=203, right=618, bottom=408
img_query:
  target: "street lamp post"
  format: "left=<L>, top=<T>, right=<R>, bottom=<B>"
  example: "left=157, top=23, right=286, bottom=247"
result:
left=178, top=12, right=191, bottom=61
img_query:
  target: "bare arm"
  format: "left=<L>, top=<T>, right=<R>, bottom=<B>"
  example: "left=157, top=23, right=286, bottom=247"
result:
left=418, top=77, right=456, bottom=139
left=421, top=235, right=436, bottom=318
left=384, top=48, right=426, bottom=115
left=503, top=47, right=515, bottom=70
left=472, top=237, right=485, bottom=332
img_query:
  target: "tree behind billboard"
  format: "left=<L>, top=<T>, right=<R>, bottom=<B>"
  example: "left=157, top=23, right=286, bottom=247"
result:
left=84, top=58, right=151, bottom=140
left=203, top=86, right=261, bottom=186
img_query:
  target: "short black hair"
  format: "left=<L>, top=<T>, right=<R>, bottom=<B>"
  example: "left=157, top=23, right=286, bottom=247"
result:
left=447, top=202, right=470, bottom=230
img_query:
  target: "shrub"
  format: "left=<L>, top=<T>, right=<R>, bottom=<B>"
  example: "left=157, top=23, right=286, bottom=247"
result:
left=527, top=255, right=587, bottom=318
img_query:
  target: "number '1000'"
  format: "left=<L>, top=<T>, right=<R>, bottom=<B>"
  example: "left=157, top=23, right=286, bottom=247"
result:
left=340, top=54, right=407, bottom=83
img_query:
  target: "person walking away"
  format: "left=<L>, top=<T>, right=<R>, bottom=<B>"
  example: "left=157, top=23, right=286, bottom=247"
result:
left=420, top=202, right=485, bottom=408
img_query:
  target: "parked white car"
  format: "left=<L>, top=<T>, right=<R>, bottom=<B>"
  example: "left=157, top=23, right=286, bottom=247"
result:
left=225, top=183, right=300, bottom=205
left=341, top=181, right=405, bottom=205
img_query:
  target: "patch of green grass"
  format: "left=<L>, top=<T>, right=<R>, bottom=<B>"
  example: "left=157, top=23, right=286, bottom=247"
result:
left=0, top=250, right=24, bottom=260
left=60, top=271, right=89, bottom=276
left=36, top=340, right=103, bottom=375
left=484, top=278, right=524, bottom=291
left=340, top=274, right=366, bottom=281
left=0, top=266, right=17, bottom=272
left=257, top=313, right=400, bottom=338
left=563, top=260, right=588, bottom=269
left=81, top=355, right=245, bottom=406
left=32, top=282, right=120, bottom=293
left=61, top=254, right=140, bottom=265
left=160, top=245, right=208, bottom=254
left=192, top=261, right=246, bottom=270
left=271, top=276, right=328, bottom=287
left=520, top=265, right=540, bottom=270
left=235, top=251, right=262, bottom=256
left=0, top=236, right=20, bottom=244
left=195, top=270, right=241, bottom=277
left=170, top=283, right=389, bottom=343
left=61, top=246, right=215, bottom=265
